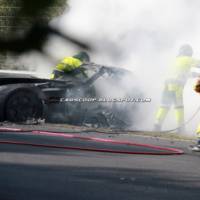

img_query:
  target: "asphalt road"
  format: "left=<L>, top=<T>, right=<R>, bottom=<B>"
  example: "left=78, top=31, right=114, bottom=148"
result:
left=0, top=130, right=200, bottom=200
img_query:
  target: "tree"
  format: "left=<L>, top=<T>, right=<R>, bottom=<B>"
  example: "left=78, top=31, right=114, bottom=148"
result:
left=0, top=0, right=67, bottom=69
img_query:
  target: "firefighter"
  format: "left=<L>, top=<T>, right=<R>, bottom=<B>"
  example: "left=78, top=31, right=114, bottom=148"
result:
left=191, top=79, right=200, bottom=151
left=50, top=51, right=90, bottom=80
left=154, top=44, right=200, bottom=132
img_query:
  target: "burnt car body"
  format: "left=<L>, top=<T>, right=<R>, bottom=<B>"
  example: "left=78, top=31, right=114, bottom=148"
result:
left=0, top=64, right=143, bottom=128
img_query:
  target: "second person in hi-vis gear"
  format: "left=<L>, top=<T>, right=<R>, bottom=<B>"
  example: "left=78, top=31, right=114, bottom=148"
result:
left=154, top=44, right=200, bottom=132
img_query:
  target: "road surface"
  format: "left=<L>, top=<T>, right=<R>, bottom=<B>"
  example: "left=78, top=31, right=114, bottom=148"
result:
left=0, top=128, right=199, bottom=200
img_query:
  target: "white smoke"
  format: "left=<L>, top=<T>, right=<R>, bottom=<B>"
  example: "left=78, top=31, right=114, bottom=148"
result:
left=57, top=0, right=200, bottom=135
left=14, top=0, right=200, bottom=135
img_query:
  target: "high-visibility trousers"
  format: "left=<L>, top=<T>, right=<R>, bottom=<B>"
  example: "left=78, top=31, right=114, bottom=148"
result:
left=196, top=124, right=200, bottom=138
left=155, top=81, right=184, bottom=127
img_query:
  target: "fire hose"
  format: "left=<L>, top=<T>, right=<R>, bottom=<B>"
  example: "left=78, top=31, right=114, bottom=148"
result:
left=0, top=101, right=198, bottom=155
left=0, top=128, right=183, bottom=155
left=159, top=105, right=200, bottom=133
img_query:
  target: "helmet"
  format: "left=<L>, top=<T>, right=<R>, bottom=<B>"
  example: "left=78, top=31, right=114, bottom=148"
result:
left=178, top=44, right=193, bottom=56
left=73, top=51, right=90, bottom=62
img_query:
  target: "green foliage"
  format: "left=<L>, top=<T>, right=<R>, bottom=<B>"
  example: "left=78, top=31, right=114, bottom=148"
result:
left=19, top=0, right=67, bottom=19
left=0, top=0, right=67, bottom=68
left=0, top=0, right=67, bottom=26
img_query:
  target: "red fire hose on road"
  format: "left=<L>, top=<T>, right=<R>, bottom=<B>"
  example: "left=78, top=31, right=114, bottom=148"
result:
left=0, top=127, right=184, bottom=155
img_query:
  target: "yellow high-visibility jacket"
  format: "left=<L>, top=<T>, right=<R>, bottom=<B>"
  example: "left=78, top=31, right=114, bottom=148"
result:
left=51, top=57, right=83, bottom=79
left=56, top=57, right=83, bottom=72
left=166, top=56, right=200, bottom=85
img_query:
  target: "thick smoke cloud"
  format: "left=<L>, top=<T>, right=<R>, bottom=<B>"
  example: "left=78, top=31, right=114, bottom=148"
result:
left=13, top=0, right=200, bottom=134
left=56, top=0, right=200, bottom=134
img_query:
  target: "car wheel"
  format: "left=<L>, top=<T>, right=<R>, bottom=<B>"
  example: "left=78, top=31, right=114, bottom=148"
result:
left=5, top=88, right=43, bottom=122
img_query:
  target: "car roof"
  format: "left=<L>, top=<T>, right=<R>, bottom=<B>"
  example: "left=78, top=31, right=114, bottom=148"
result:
left=0, top=70, right=37, bottom=79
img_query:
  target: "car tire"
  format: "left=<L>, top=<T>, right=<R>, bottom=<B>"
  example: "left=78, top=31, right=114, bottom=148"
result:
left=5, top=88, right=43, bottom=122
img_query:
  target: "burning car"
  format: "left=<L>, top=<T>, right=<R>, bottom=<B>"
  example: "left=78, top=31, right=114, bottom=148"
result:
left=0, top=64, right=143, bottom=128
